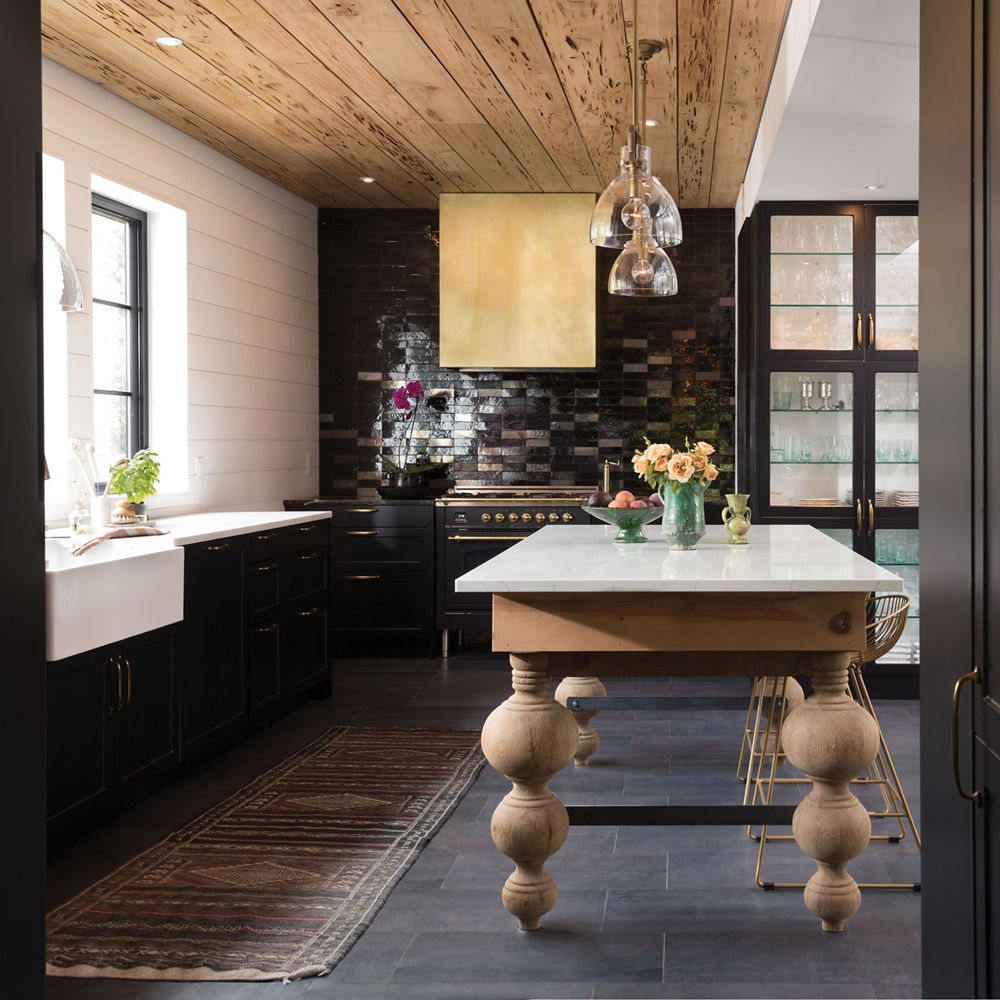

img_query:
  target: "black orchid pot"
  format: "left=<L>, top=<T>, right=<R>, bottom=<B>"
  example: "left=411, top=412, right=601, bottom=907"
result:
left=389, top=472, right=427, bottom=489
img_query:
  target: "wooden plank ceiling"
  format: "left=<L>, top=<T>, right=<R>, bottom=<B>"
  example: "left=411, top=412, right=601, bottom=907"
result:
left=41, top=0, right=789, bottom=209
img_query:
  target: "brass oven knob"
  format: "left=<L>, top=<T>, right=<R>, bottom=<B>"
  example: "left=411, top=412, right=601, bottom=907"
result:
left=481, top=512, right=492, bottom=523
left=562, top=512, right=574, bottom=523
left=535, top=513, right=546, bottom=523
left=548, top=512, right=559, bottom=522
left=520, top=512, right=531, bottom=523
left=494, top=512, right=505, bottom=523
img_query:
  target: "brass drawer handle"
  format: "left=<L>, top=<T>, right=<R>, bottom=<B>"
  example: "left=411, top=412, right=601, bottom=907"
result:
left=345, top=574, right=380, bottom=580
left=255, top=622, right=279, bottom=633
left=447, top=534, right=531, bottom=542
left=297, top=607, right=322, bottom=617
left=205, top=542, right=231, bottom=552
left=346, top=530, right=378, bottom=536
left=297, top=524, right=316, bottom=532
left=950, top=666, right=982, bottom=806
left=255, top=531, right=278, bottom=541
left=252, top=561, right=278, bottom=572
left=346, top=507, right=377, bottom=513
left=299, top=551, right=322, bottom=561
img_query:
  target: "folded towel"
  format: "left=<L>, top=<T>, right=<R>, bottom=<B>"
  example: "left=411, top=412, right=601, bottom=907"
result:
left=71, top=524, right=169, bottom=556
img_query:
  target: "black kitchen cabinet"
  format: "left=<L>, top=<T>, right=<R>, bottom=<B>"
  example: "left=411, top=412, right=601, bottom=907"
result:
left=47, top=625, right=178, bottom=851
left=247, top=520, right=330, bottom=721
left=740, top=201, right=919, bottom=695
left=325, top=502, right=434, bottom=657
left=179, top=535, right=248, bottom=759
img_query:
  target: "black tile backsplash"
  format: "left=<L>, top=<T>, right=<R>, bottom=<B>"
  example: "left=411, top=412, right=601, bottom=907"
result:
left=318, top=207, right=735, bottom=498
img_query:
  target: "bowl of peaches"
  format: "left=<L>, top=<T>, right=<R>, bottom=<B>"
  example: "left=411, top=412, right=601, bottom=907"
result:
left=583, top=489, right=663, bottom=543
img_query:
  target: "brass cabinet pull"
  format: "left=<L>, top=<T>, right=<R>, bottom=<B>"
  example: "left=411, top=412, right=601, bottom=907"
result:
left=255, top=531, right=278, bottom=541
left=855, top=500, right=862, bottom=535
left=256, top=622, right=279, bottom=633
left=297, top=607, right=322, bottom=617
left=252, top=561, right=278, bottom=572
left=868, top=312, right=875, bottom=348
left=346, top=507, right=377, bottom=513
left=124, top=657, right=132, bottom=708
left=110, top=657, right=122, bottom=713
left=345, top=574, right=380, bottom=580
left=867, top=499, right=874, bottom=535
left=299, top=551, right=321, bottom=561
left=297, top=524, right=316, bottom=532
left=856, top=312, right=862, bottom=349
left=205, top=542, right=231, bottom=552
left=447, top=535, right=531, bottom=542
left=346, top=529, right=378, bottom=536
left=950, top=666, right=983, bottom=807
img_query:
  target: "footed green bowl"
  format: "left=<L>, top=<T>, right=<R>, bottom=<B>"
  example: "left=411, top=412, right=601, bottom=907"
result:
left=583, top=504, right=663, bottom=543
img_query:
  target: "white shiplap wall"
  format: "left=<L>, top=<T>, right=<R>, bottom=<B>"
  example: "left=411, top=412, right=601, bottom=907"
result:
left=42, top=57, right=319, bottom=517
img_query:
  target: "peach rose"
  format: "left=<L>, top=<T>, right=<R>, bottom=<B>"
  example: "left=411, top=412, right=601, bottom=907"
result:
left=653, top=455, right=671, bottom=472
left=667, top=453, right=695, bottom=483
left=633, top=454, right=649, bottom=476
left=645, top=443, right=672, bottom=465
left=704, top=463, right=719, bottom=481
left=693, top=441, right=715, bottom=457
left=691, top=453, right=708, bottom=471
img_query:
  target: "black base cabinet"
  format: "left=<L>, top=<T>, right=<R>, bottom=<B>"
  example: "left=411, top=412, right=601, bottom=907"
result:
left=47, top=624, right=178, bottom=852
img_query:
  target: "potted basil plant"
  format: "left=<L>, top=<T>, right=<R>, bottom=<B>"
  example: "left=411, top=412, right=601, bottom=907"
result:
left=107, top=449, right=160, bottom=520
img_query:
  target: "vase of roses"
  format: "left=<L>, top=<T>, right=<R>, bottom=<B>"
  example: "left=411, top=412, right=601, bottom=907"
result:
left=382, top=379, right=437, bottom=486
left=632, top=438, right=719, bottom=549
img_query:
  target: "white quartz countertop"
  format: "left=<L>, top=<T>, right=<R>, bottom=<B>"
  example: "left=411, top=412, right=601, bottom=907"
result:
left=157, top=510, right=331, bottom=545
left=455, top=524, right=904, bottom=593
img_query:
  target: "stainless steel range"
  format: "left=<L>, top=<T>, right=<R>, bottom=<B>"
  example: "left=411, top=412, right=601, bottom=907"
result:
left=435, top=487, right=592, bottom=654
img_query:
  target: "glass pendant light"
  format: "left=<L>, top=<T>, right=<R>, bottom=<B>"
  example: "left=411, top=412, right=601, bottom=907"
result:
left=608, top=229, right=677, bottom=297
left=590, top=0, right=682, bottom=296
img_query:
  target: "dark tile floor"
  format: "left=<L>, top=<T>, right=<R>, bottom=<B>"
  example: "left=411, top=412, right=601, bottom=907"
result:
left=46, top=650, right=921, bottom=1000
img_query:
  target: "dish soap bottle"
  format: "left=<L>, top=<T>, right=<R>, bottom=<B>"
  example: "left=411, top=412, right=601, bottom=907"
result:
left=69, top=488, right=92, bottom=534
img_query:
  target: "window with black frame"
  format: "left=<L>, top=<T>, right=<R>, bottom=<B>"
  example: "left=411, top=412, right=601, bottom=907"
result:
left=91, top=194, right=148, bottom=480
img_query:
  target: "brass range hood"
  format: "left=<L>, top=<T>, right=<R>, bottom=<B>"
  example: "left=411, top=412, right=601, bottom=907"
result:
left=438, top=193, right=597, bottom=370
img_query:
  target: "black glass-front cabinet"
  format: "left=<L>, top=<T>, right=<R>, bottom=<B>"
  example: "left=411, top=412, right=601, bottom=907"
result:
left=740, top=202, right=919, bottom=694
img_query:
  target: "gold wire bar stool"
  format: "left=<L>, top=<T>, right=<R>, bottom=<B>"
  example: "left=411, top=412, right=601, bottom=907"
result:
left=741, top=593, right=921, bottom=890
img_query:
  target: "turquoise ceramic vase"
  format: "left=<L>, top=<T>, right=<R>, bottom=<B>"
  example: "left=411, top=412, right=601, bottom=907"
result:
left=658, top=480, right=707, bottom=549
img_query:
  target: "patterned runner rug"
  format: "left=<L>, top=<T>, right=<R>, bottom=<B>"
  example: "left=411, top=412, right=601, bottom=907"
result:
left=46, top=726, right=485, bottom=982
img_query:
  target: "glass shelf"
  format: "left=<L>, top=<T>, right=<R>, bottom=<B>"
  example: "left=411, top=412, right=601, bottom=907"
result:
left=771, top=252, right=853, bottom=257
left=878, top=561, right=920, bottom=568
left=769, top=303, right=852, bottom=308
left=771, top=461, right=851, bottom=466
left=771, top=408, right=853, bottom=413
left=875, top=408, right=919, bottom=413
left=875, top=460, right=919, bottom=465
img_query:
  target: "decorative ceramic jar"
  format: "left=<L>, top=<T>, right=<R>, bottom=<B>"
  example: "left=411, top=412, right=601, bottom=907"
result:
left=722, top=493, right=752, bottom=545
left=658, top=480, right=707, bottom=549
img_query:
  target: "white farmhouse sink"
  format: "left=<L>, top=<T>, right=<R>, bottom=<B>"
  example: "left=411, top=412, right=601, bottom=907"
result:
left=45, top=535, right=184, bottom=661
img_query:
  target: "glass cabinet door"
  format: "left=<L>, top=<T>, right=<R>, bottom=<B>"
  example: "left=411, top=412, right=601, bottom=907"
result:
left=874, top=372, right=919, bottom=508
left=768, top=370, right=855, bottom=507
left=769, top=215, right=855, bottom=350
left=874, top=527, right=920, bottom=663
left=873, top=215, right=919, bottom=352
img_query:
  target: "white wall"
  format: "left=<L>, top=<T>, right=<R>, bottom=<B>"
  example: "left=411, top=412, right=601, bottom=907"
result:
left=42, top=58, right=319, bottom=517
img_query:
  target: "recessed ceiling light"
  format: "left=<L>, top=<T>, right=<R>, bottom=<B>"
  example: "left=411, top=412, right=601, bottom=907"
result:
left=156, top=36, right=184, bottom=47
left=644, top=119, right=661, bottom=127
left=864, top=184, right=885, bottom=191
left=360, top=176, right=376, bottom=183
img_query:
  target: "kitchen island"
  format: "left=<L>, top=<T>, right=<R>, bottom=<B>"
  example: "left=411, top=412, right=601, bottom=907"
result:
left=455, top=523, right=902, bottom=934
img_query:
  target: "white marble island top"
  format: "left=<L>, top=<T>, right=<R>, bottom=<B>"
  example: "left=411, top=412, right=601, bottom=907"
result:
left=455, top=523, right=903, bottom=594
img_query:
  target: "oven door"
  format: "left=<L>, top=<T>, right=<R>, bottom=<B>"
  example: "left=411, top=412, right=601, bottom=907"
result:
left=436, top=528, right=531, bottom=627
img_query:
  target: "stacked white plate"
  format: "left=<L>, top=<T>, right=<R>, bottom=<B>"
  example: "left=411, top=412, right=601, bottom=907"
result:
left=892, top=490, right=920, bottom=506
left=770, top=490, right=794, bottom=505
left=797, top=497, right=840, bottom=506
left=845, top=489, right=887, bottom=505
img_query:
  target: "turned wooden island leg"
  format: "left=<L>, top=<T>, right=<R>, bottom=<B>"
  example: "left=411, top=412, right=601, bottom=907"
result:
left=554, top=675, right=607, bottom=765
left=481, top=654, right=579, bottom=930
left=781, top=652, right=880, bottom=932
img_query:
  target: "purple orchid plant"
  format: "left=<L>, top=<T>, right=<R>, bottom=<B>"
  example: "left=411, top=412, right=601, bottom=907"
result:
left=383, top=379, right=436, bottom=475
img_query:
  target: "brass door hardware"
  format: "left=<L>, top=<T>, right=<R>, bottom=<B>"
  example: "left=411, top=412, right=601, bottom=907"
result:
left=856, top=313, right=863, bottom=349
left=205, top=542, right=232, bottom=551
left=868, top=312, right=875, bottom=348
left=346, top=530, right=378, bottom=536
left=868, top=499, right=874, bottom=535
left=856, top=500, right=862, bottom=535
left=950, top=666, right=983, bottom=806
